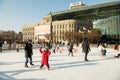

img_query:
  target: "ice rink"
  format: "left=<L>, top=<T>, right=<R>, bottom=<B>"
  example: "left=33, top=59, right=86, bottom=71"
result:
left=0, top=46, right=120, bottom=80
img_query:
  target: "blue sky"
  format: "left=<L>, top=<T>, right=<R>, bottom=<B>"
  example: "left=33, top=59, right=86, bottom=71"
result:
left=0, top=0, right=113, bottom=33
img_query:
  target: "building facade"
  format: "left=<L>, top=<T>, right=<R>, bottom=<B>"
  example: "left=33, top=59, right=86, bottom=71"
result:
left=93, top=14, right=120, bottom=40
left=22, top=20, right=51, bottom=42
left=52, top=19, right=92, bottom=42
left=22, top=24, right=38, bottom=42
left=48, top=1, right=120, bottom=41
left=22, top=1, right=120, bottom=43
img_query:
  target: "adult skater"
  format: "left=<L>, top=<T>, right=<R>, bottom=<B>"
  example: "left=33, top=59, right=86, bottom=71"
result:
left=16, top=42, right=20, bottom=52
left=24, top=40, right=34, bottom=68
left=98, top=43, right=106, bottom=58
left=0, top=41, right=3, bottom=52
left=81, top=38, right=90, bottom=61
left=68, top=41, right=74, bottom=56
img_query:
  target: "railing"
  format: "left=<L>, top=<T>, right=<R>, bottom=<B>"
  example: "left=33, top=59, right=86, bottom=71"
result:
left=2, top=43, right=41, bottom=50
left=1, top=43, right=114, bottom=51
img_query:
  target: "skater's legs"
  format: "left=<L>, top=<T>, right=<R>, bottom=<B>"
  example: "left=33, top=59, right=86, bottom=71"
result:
left=40, top=64, right=44, bottom=69
left=85, top=52, right=88, bottom=61
left=46, top=64, right=50, bottom=70
left=25, top=58, right=29, bottom=67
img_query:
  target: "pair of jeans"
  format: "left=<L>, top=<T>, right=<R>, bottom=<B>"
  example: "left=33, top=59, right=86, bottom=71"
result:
left=25, top=56, right=32, bottom=64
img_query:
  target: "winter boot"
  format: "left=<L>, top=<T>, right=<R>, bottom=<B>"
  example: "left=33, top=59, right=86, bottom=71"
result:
left=30, top=62, right=34, bottom=66
left=85, top=59, right=89, bottom=61
left=25, top=64, right=28, bottom=68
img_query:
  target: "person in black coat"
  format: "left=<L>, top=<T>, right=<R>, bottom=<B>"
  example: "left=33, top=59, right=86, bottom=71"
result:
left=81, top=38, right=90, bottom=61
left=68, top=42, right=74, bottom=56
left=0, top=41, right=3, bottom=52
left=24, top=40, right=34, bottom=67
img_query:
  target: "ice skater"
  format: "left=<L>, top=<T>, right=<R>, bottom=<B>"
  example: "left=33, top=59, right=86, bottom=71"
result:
left=114, top=44, right=120, bottom=58
left=24, top=40, right=34, bottom=68
left=39, top=47, right=51, bottom=70
left=0, top=41, right=3, bottom=52
left=81, top=38, right=90, bottom=61
left=16, top=42, right=20, bottom=52
left=52, top=43, right=56, bottom=54
left=68, top=42, right=74, bottom=56
left=98, top=43, right=106, bottom=58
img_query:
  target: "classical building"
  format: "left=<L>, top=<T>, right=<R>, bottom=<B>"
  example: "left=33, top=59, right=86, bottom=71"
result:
left=52, top=19, right=92, bottom=42
left=22, top=24, right=38, bottom=42
left=22, top=20, right=51, bottom=42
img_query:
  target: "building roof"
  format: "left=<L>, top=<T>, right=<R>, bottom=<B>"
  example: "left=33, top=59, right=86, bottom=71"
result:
left=50, top=1, right=120, bottom=16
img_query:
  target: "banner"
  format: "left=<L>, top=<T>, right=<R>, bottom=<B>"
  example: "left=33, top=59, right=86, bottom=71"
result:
left=35, top=25, right=50, bottom=35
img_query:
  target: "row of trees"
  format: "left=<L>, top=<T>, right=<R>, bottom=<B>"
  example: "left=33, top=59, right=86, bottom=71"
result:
left=64, top=28, right=101, bottom=43
left=45, top=28, right=101, bottom=43
left=0, top=28, right=101, bottom=44
left=0, top=30, right=23, bottom=43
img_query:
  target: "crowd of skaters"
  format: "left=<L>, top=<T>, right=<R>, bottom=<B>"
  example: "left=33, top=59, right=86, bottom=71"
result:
left=0, top=39, right=120, bottom=70
left=22, top=39, right=91, bottom=70
left=22, top=38, right=117, bottom=70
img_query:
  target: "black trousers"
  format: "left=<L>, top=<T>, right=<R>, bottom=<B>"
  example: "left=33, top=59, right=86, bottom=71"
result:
left=85, top=52, right=88, bottom=60
left=40, top=64, right=50, bottom=69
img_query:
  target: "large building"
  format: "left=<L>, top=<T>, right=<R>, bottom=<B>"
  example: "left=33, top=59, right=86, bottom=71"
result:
left=42, top=10, right=92, bottom=42
left=46, top=1, right=120, bottom=41
left=22, top=1, right=120, bottom=42
left=22, top=20, right=51, bottom=42
left=22, top=23, right=39, bottom=42
left=52, top=19, right=92, bottom=42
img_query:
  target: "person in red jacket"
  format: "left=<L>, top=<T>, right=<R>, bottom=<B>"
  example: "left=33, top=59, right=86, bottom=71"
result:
left=39, top=47, right=51, bottom=70
left=114, top=43, right=119, bottom=51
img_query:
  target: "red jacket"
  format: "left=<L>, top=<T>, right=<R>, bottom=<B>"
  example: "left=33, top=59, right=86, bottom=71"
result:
left=40, top=48, right=51, bottom=65
left=114, top=44, right=118, bottom=50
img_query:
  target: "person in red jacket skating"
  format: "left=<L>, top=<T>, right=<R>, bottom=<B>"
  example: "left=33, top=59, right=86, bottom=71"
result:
left=39, top=47, right=51, bottom=70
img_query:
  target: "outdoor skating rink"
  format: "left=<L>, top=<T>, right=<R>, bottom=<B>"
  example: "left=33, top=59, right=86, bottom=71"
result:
left=0, top=47, right=120, bottom=80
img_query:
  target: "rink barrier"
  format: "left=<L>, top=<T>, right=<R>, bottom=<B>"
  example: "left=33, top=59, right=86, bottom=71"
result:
left=1, top=43, right=114, bottom=51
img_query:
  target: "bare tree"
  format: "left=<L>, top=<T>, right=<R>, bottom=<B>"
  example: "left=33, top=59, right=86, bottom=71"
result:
left=86, top=28, right=101, bottom=43
left=0, top=30, right=23, bottom=43
left=65, top=28, right=101, bottom=43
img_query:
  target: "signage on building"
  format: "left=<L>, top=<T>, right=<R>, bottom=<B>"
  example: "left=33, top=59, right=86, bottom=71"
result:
left=35, top=25, right=50, bottom=35
left=69, top=1, right=85, bottom=9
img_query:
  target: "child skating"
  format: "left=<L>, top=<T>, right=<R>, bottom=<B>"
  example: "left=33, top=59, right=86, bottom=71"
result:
left=39, top=47, right=51, bottom=70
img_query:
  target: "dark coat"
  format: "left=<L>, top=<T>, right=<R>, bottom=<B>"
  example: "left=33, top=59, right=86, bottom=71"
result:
left=0, top=42, right=3, bottom=47
left=82, top=42, right=90, bottom=53
left=24, top=43, right=33, bottom=58
left=69, top=43, right=73, bottom=52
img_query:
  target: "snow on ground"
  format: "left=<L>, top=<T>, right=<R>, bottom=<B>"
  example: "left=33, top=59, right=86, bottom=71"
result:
left=0, top=47, right=120, bottom=80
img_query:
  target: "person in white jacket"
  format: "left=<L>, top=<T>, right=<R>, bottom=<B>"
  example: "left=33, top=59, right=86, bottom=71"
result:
left=98, top=43, right=106, bottom=58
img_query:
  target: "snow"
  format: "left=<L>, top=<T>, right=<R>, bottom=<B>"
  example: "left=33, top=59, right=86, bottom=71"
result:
left=0, top=47, right=120, bottom=80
